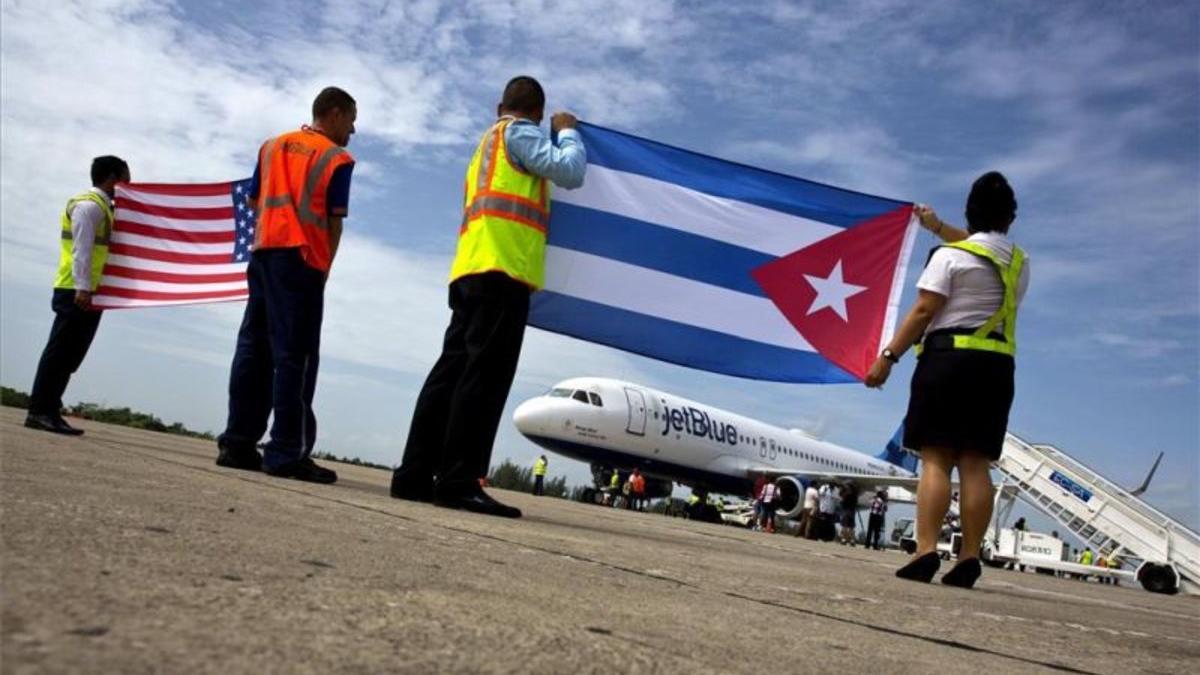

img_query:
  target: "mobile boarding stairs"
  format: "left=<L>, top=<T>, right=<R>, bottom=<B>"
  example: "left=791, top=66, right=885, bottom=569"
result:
left=988, top=433, right=1199, bottom=595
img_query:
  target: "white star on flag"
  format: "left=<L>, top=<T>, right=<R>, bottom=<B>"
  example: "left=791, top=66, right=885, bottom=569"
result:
left=802, top=260, right=867, bottom=321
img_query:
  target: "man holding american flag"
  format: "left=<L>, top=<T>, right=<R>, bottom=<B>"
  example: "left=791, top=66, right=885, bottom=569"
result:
left=214, top=87, right=357, bottom=484
left=25, top=156, right=130, bottom=435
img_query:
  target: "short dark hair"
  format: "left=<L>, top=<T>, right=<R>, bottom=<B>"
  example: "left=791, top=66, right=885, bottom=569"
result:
left=965, top=171, right=1018, bottom=234
left=312, top=87, right=356, bottom=119
left=500, top=76, right=545, bottom=114
left=91, top=156, right=129, bottom=186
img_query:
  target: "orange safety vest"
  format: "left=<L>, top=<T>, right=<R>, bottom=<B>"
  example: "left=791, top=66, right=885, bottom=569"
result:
left=254, top=127, right=354, bottom=273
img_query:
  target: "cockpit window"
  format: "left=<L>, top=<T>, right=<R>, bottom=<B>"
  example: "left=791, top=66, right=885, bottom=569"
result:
left=588, top=393, right=603, bottom=407
left=548, top=388, right=572, bottom=398
left=572, top=390, right=590, bottom=404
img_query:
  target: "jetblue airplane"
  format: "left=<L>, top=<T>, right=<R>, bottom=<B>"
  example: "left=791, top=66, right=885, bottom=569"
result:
left=513, top=377, right=920, bottom=518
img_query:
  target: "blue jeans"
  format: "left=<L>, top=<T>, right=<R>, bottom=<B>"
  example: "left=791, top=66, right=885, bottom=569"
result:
left=221, top=248, right=325, bottom=469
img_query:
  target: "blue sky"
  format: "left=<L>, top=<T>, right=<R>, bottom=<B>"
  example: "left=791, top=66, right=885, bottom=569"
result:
left=2, top=1, right=1196, bottom=528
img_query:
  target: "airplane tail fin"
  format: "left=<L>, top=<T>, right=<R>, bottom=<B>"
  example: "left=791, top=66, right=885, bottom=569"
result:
left=875, top=423, right=919, bottom=473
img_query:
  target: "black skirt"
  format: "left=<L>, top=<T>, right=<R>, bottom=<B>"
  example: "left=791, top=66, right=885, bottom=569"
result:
left=903, top=333, right=1015, bottom=461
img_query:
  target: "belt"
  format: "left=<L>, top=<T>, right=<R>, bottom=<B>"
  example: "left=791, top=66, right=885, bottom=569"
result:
left=919, top=328, right=1007, bottom=352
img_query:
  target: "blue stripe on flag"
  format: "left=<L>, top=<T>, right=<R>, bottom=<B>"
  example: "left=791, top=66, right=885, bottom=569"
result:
left=529, top=291, right=856, bottom=383
left=550, top=202, right=772, bottom=297
left=576, top=122, right=905, bottom=228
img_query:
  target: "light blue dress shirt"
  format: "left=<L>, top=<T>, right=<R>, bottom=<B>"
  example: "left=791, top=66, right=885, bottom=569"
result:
left=501, top=117, right=587, bottom=189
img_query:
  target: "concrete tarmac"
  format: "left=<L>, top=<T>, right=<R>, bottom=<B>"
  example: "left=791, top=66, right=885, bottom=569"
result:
left=2, top=407, right=1197, bottom=674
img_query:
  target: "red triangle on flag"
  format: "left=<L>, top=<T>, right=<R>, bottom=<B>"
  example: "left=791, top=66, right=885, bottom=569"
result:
left=751, top=205, right=914, bottom=380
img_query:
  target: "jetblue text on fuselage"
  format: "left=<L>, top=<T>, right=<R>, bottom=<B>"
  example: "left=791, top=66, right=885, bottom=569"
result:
left=660, top=402, right=738, bottom=445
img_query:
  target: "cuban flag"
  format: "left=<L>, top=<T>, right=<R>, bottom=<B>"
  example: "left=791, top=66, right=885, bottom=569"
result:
left=529, top=122, right=919, bottom=383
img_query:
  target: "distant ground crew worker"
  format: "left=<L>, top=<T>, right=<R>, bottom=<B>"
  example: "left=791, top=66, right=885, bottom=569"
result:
left=759, top=481, right=779, bottom=533
left=867, top=490, right=888, bottom=550
left=532, top=455, right=548, bottom=496
left=215, top=87, right=357, bottom=484
left=630, top=468, right=646, bottom=511
left=795, top=483, right=819, bottom=539
left=26, top=156, right=130, bottom=436
left=390, top=76, right=586, bottom=518
left=604, top=468, right=620, bottom=506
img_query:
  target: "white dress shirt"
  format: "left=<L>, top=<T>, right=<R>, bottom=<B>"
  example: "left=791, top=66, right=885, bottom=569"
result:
left=68, top=188, right=113, bottom=291
left=917, top=231, right=1031, bottom=335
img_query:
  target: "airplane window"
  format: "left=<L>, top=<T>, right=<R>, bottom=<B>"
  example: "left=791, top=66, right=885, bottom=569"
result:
left=589, top=393, right=603, bottom=407
left=572, top=390, right=589, bottom=403
left=549, top=388, right=572, bottom=398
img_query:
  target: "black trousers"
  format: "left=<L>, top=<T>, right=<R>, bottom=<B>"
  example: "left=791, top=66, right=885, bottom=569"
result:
left=396, top=272, right=530, bottom=492
left=867, top=513, right=886, bottom=549
left=29, top=289, right=103, bottom=415
left=533, top=475, right=545, bottom=496
left=221, top=248, right=325, bottom=468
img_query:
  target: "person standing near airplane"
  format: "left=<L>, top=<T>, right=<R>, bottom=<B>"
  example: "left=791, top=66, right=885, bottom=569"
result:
left=866, top=172, right=1029, bottom=589
left=532, top=454, right=548, bottom=496
left=390, top=76, right=586, bottom=518
left=795, top=483, right=820, bottom=539
left=759, top=480, right=779, bottom=533
left=866, top=490, right=888, bottom=550
left=817, top=483, right=838, bottom=541
left=26, top=156, right=130, bottom=436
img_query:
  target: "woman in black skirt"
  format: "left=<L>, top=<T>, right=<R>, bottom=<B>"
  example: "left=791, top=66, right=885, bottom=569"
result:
left=865, top=172, right=1029, bottom=589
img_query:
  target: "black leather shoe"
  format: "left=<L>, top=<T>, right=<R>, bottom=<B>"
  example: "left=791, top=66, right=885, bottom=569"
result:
left=24, top=413, right=84, bottom=436
left=895, top=551, right=941, bottom=583
left=264, top=457, right=337, bottom=484
left=215, top=438, right=262, bottom=472
left=434, top=486, right=521, bottom=518
left=941, top=557, right=982, bottom=589
left=390, top=472, right=434, bottom=503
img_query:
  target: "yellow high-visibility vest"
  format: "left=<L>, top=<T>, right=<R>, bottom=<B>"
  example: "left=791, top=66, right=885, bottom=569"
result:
left=55, top=190, right=114, bottom=291
left=917, top=240, right=1026, bottom=357
left=610, top=471, right=620, bottom=488
left=533, top=457, right=548, bottom=477
left=450, top=118, right=550, bottom=289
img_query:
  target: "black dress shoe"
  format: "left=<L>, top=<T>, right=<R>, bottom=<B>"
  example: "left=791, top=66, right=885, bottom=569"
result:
left=434, top=486, right=522, bottom=519
left=24, top=413, right=84, bottom=436
left=895, top=551, right=941, bottom=583
left=941, top=557, right=982, bottom=589
left=390, top=473, right=434, bottom=502
left=215, top=438, right=262, bottom=472
left=263, top=457, right=338, bottom=484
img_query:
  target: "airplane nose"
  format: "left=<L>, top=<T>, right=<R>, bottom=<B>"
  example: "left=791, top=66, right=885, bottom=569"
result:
left=513, top=399, right=545, bottom=435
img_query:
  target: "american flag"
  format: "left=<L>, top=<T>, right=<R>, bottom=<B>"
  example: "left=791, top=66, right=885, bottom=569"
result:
left=92, top=180, right=254, bottom=309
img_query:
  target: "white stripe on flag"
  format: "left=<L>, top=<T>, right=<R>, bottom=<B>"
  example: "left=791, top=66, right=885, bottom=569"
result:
left=118, top=189, right=234, bottom=209
left=99, top=275, right=247, bottom=294
left=113, top=232, right=232, bottom=255
left=103, top=254, right=246, bottom=276
left=553, top=164, right=840, bottom=257
left=544, top=246, right=814, bottom=352
left=117, top=209, right=239, bottom=232
left=91, top=295, right=245, bottom=309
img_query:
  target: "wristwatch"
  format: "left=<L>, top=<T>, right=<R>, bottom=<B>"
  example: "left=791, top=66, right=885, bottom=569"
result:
left=882, top=348, right=900, bottom=364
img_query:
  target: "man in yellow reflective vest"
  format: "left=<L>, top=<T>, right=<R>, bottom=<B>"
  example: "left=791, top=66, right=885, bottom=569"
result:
left=26, top=156, right=130, bottom=435
left=392, top=76, right=586, bottom=518
left=532, top=455, right=548, bottom=496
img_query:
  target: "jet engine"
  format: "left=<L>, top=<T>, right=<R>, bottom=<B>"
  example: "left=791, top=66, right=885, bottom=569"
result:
left=773, top=476, right=806, bottom=519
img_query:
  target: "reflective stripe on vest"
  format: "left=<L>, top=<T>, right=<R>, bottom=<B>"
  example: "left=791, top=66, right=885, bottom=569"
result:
left=55, top=191, right=114, bottom=291
left=254, top=128, right=354, bottom=273
left=916, top=240, right=1026, bottom=357
left=450, top=118, right=550, bottom=289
